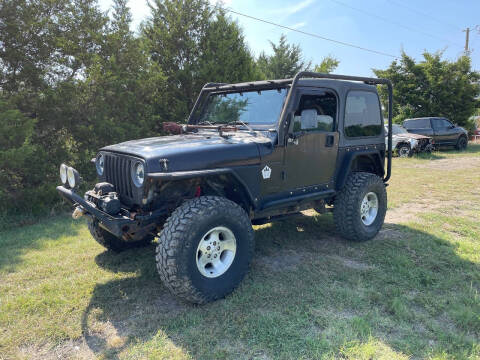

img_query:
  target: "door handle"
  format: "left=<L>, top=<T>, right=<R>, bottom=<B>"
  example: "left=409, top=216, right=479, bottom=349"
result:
left=325, top=135, right=334, bottom=147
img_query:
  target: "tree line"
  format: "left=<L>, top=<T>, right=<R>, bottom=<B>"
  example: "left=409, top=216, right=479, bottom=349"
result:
left=0, top=0, right=478, bottom=215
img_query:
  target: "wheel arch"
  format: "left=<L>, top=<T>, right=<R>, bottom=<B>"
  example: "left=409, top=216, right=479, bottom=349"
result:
left=148, top=168, right=256, bottom=212
left=335, top=150, right=384, bottom=191
left=395, top=141, right=410, bottom=150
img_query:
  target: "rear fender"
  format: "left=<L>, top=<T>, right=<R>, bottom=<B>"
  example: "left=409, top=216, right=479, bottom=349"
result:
left=335, top=151, right=384, bottom=191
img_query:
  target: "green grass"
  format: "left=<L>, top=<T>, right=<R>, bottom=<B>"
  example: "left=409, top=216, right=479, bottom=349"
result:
left=1, top=145, right=480, bottom=359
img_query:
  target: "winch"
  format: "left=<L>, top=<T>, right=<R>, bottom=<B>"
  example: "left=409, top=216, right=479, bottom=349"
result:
left=85, top=182, right=122, bottom=215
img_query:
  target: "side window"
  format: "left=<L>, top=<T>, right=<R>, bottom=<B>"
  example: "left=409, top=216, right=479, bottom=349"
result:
left=418, top=119, right=431, bottom=128
left=344, top=91, right=382, bottom=137
left=404, top=119, right=430, bottom=129
left=442, top=119, right=453, bottom=127
left=432, top=118, right=449, bottom=129
left=292, top=92, right=336, bottom=132
left=431, top=119, right=441, bottom=129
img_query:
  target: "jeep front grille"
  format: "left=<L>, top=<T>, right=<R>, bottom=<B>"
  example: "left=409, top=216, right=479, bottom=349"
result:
left=104, top=154, right=135, bottom=199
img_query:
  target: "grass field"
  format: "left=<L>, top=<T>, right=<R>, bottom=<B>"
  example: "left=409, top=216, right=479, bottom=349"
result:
left=1, top=145, right=480, bottom=359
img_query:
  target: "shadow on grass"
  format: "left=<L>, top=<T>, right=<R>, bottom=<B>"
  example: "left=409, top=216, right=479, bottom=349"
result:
left=81, top=214, right=479, bottom=359
left=0, top=215, right=81, bottom=271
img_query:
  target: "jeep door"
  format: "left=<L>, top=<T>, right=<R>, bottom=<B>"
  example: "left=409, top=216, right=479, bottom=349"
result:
left=283, top=88, right=339, bottom=189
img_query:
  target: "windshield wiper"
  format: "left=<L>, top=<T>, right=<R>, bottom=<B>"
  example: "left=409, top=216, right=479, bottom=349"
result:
left=226, top=120, right=253, bottom=132
left=197, top=120, right=214, bottom=126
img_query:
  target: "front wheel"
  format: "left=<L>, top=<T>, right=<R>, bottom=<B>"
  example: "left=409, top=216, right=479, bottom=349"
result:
left=156, top=196, right=254, bottom=304
left=333, top=172, right=387, bottom=242
left=397, top=144, right=412, bottom=157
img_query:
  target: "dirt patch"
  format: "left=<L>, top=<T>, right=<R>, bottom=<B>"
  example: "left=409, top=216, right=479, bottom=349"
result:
left=18, top=340, right=95, bottom=360
left=412, top=156, right=480, bottom=171
left=386, top=199, right=478, bottom=224
left=254, top=249, right=304, bottom=272
left=385, top=203, right=426, bottom=223
left=328, top=255, right=372, bottom=270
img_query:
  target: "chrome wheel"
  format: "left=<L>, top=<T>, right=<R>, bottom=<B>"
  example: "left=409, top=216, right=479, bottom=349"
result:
left=196, top=226, right=237, bottom=278
left=398, top=146, right=410, bottom=157
left=360, top=192, right=379, bottom=226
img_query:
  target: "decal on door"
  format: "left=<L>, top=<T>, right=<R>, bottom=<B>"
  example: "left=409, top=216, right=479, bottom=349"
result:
left=262, top=165, right=272, bottom=179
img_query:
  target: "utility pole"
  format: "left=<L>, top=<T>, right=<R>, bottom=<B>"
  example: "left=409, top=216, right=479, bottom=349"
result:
left=463, top=27, right=470, bottom=53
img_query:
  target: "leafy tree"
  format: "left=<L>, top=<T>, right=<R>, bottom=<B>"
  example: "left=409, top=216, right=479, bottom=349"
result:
left=142, top=0, right=211, bottom=122
left=142, top=0, right=256, bottom=123
left=71, top=0, right=166, bottom=166
left=0, top=97, right=41, bottom=211
left=0, top=0, right=108, bottom=212
left=256, top=34, right=310, bottom=79
left=314, top=56, right=339, bottom=74
left=373, top=51, right=480, bottom=130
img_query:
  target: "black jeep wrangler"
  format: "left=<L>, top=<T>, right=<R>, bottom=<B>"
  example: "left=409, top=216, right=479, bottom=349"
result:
left=57, top=72, right=393, bottom=304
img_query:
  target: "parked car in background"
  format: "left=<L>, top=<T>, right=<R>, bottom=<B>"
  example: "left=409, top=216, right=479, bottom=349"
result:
left=403, top=117, right=468, bottom=150
left=472, top=116, right=480, bottom=142
left=474, top=127, right=480, bottom=138
left=385, top=124, right=433, bottom=157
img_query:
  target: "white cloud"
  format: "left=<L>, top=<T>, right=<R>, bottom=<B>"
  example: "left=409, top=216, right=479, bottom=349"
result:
left=271, top=0, right=315, bottom=16
left=289, top=21, right=307, bottom=29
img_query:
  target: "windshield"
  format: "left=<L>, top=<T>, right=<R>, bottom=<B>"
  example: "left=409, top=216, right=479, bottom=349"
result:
left=392, top=124, right=408, bottom=135
left=197, top=88, right=288, bottom=126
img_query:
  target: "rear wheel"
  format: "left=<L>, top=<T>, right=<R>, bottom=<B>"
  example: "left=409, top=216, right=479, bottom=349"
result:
left=456, top=136, right=468, bottom=151
left=333, top=172, right=387, bottom=242
left=87, top=219, right=152, bottom=252
left=155, top=196, right=254, bottom=304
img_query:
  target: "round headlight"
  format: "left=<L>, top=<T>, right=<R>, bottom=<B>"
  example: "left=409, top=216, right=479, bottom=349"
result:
left=96, top=154, right=104, bottom=176
left=67, top=167, right=76, bottom=188
left=132, top=162, right=144, bottom=187
left=60, top=164, right=68, bottom=185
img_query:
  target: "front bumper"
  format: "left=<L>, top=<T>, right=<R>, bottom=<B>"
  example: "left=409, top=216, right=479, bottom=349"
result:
left=412, top=138, right=433, bottom=153
left=56, top=186, right=164, bottom=238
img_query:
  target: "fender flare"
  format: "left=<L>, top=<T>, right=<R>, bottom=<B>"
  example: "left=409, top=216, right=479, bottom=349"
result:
left=335, top=150, right=384, bottom=191
left=148, top=168, right=258, bottom=208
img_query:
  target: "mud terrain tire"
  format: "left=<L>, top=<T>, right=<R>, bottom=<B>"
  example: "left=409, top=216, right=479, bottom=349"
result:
left=156, top=196, right=254, bottom=304
left=333, top=172, right=387, bottom=242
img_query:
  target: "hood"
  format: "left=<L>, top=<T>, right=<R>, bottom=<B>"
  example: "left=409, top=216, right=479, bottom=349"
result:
left=394, top=133, right=431, bottom=140
left=101, top=130, right=275, bottom=173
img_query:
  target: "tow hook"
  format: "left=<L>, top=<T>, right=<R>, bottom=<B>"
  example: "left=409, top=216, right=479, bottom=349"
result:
left=72, top=206, right=85, bottom=219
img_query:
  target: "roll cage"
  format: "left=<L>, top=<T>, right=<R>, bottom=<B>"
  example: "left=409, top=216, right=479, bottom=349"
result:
left=189, top=71, right=393, bottom=183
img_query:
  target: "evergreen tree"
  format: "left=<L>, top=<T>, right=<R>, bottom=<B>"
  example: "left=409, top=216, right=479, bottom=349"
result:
left=142, top=0, right=256, bottom=122
left=0, top=0, right=108, bottom=211
left=198, top=9, right=258, bottom=84
left=142, top=0, right=212, bottom=121
left=256, top=34, right=310, bottom=79
left=314, top=56, right=339, bottom=74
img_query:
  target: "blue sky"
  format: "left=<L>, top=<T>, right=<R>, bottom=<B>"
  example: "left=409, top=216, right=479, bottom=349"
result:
left=98, top=0, right=479, bottom=77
